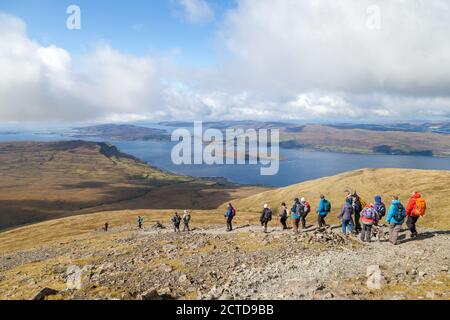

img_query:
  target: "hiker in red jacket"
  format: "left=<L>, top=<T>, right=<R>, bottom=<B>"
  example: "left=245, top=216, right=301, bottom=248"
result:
left=406, top=192, right=427, bottom=238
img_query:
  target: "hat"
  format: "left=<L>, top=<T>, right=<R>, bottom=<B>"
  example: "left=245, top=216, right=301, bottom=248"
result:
left=301, top=197, right=306, bottom=203
left=264, top=204, right=268, bottom=209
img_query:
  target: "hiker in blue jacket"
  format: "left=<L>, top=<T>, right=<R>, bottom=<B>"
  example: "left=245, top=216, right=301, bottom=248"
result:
left=386, top=196, right=406, bottom=245
left=225, top=203, right=235, bottom=232
left=317, top=194, right=331, bottom=229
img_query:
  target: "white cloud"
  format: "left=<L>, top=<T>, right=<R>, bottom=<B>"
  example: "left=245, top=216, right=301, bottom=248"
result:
left=219, top=0, right=450, bottom=97
left=177, top=0, right=214, bottom=24
left=2, top=1, right=450, bottom=123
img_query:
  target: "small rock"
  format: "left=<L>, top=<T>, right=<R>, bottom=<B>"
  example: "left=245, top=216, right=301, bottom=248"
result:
left=33, top=288, right=59, bottom=300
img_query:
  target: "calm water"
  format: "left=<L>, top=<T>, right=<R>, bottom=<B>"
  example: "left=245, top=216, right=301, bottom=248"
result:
left=2, top=131, right=450, bottom=187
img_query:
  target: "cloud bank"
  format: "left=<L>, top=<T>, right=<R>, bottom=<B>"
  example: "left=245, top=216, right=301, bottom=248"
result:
left=1, top=0, right=450, bottom=123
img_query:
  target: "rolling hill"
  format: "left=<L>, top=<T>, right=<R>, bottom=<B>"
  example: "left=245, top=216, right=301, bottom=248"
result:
left=0, top=141, right=267, bottom=231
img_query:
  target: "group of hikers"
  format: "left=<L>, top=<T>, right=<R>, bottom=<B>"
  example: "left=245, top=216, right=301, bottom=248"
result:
left=222, top=191, right=427, bottom=245
left=103, top=191, right=426, bottom=246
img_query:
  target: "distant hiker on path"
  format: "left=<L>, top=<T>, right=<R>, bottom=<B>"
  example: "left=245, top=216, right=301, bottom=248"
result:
left=339, top=197, right=354, bottom=236
left=406, top=192, right=427, bottom=239
left=360, top=203, right=380, bottom=242
left=387, top=196, right=406, bottom=245
left=300, top=197, right=311, bottom=229
left=291, top=198, right=301, bottom=233
left=317, top=194, right=331, bottom=229
left=182, top=210, right=191, bottom=232
left=172, top=212, right=181, bottom=233
left=137, top=216, right=144, bottom=229
left=104, top=222, right=109, bottom=232
left=279, top=202, right=288, bottom=230
left=225, top=203, right=236, bottom=232
left=260, top=204, right=272, bottom=233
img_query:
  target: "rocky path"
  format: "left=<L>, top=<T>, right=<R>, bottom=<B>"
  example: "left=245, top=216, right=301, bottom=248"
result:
left=0, top=223, right=448, bottom=300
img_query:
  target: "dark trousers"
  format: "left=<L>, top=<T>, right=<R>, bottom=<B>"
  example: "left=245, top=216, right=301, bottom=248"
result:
left=183, top=222, right=190, bottom=232
left=138, top=222, right=142, bottom=229
left=174, top=223, right=180, bottom=232
left=318, top=215, right=327, bottom=228
left=280, top=217, right=287, bottom=229
left=300, top=213, right=308, bottom=228
left=261, top=220, right=269, bottom=232
left=361, top=224, right=373, bottom=242
left=354, top=212, right=362, bottom=232
left=226, top=218, right=233, bottom=231
left=407, top=216, right=419, bottom=234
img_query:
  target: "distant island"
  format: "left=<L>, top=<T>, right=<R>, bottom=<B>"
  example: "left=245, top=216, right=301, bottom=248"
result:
left=160, top=121, right=450, bottom=157
left=70, top=124, right=170, bottom=141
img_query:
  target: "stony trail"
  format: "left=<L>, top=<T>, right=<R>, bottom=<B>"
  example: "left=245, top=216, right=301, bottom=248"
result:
left=0, top=222, right=448, bottom=300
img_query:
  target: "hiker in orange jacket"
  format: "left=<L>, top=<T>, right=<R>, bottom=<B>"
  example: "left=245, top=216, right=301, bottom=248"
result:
left=406, top=192, right=427, bottom=238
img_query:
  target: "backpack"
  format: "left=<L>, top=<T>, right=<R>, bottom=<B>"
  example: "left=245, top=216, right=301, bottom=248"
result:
left=393, top=203, right=405, bottom=222
left=183, top=214, right=191, bottom=223
left=374, top=203, right=386, bottom=218
left=411, top=198, right=426, bottom=217
left=303, top=202, right=311, bottom=214
left=265, top=209, right=273, bottom=221
left=362, top=208, right=376, bottom=220
left=324, top=200, right=331, bottom=213
left=232, top=207, right=237, bottom=217
left=172, top=216, right=178, bottom=223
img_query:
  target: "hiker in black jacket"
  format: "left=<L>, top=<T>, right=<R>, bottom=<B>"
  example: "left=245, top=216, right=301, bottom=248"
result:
left=260, top=204, right=272, bottom=233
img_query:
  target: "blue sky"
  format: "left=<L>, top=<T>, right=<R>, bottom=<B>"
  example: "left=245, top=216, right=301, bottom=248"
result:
left=0, top=0, right=234, bottom=67
left=1, top=1, right=450, bottom=123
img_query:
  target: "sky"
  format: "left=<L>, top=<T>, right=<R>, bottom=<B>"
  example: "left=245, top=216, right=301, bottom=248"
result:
left=1, top=0, right=450, bottom=123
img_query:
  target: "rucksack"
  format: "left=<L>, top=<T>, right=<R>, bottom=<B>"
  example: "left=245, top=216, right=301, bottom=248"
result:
left=265, top=209, right=273, bottom=221
left=231, top=207, right=237, bottom=217
left=393, top=203, right=405, bottom=222
left=374, top=203, right=386, bottom=217
left=183, top=214, right=191, bottom=223
left=362, top=208, right=376, bottom=220
left=303, top=202, right=311, bottom=214
left=324, top=200, right=331, bottom=213
left=411, top=198, right=426, bottom=217
left=359, top=197, right=367, bottom=209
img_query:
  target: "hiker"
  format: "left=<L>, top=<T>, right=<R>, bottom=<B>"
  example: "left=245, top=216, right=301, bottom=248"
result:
left=338, top=197, right=354, bottom=236
left=291, top=198, right=301, bottom=233
left=104, top=222, right=109, bottom=232
left=360, top=203, right=380, bottom=242
left=260, top=204, right=272, bottom=233
left=172, top=212, right=181, bottom=233
left=299, top=197, right=311, bottom=229
left=351, top=192, right=365, bottom=234
left=317, top=194, right=331, bottom=229
left=137, top=216, right=144, bottom=229
left=406, top=192, right=427, bottom=238
left=182, top=210, right=191, bottom=232
left=225, top=203, right=236, bottom=232
left=279, top=202, right=288, bottom=230
left=386, top=196, right=406, bottom=245
left=373, top=195, right=387, bottom=240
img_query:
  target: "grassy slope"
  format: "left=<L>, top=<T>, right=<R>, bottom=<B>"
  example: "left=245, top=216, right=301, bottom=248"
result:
left=231, top=168, right=450, bottom=229
left=0, top=141, right=267, bottom=230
